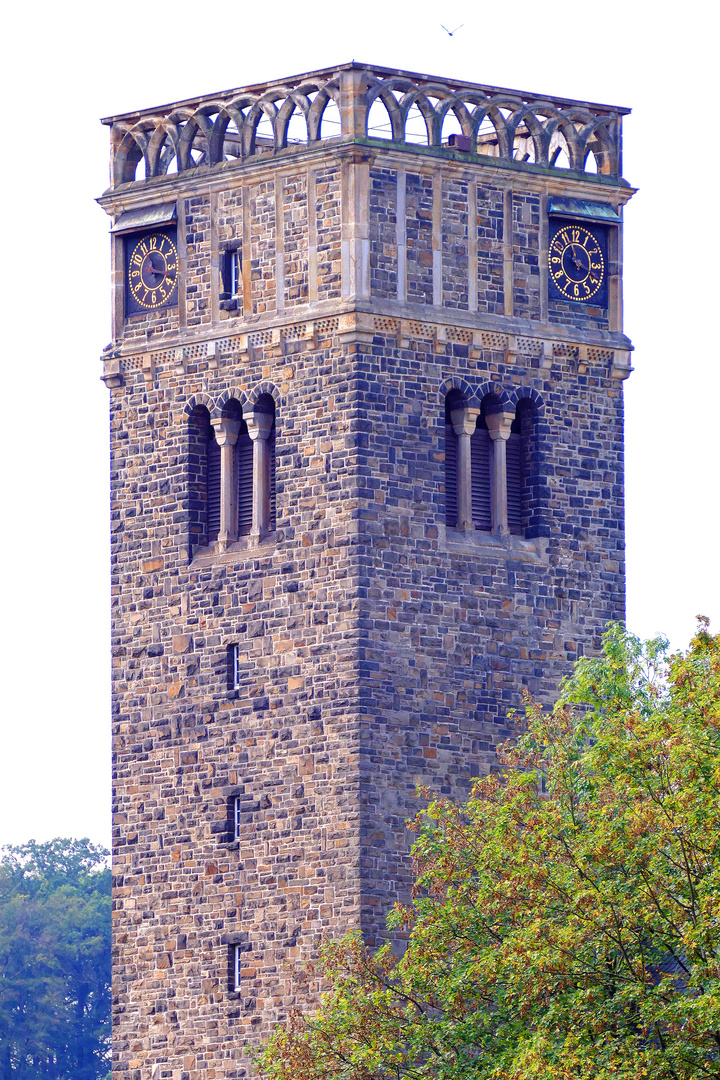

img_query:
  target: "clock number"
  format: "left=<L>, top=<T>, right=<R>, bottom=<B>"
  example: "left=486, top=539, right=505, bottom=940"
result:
left=571, top=229, right=580, bottom=242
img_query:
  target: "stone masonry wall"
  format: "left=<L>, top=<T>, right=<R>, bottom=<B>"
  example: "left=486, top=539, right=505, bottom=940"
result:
left=111, top=333, right=369, bottom=1080
left=108, top=140, right=628, bottom=1080
left=315, top=166, right=341, bottom=301
left=282, top=174, right=308, bottom=307
left=249, top=182, right=277, bottom=314
left=511, top=192, right=541, bottom=320
left=441, top=177, right=468, bottom=311
left=405, top=172, right=434, bottom=305
left=369, top=167, right=398, bottom=300
left=110, top=325, right=625, bottom=1076
left=476, top=183, right=505, bottom=314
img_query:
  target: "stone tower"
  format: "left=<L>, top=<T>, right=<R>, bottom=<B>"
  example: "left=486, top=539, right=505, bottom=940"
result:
left=99, top=63, right=634, bottom=1080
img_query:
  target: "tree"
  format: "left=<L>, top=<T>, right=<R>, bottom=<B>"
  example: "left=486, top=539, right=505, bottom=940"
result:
left=259, top=620, right=720, bottom=1080
left=0, top=838, right=111, bottom=1079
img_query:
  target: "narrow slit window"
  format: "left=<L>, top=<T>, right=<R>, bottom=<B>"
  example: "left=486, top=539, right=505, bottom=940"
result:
left=234, top=795, right=241, bottom=839
left=228, top=643, right=240, bottom=691
left=222, top=246, right=241, bottom=297
left=233, top=944, right=242, bottom=991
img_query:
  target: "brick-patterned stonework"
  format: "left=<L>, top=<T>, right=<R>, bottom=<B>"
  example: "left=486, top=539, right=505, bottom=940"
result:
left=100, top=62, right=634, bottom=1080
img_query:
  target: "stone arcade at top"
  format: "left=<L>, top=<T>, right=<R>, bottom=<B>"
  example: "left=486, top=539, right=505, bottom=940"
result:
left=99, top=62, right=634, bottom=1080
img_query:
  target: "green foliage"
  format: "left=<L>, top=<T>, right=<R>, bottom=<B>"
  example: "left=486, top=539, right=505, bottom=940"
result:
left=259, top=621, right=720, bottom=1080
left=0, top=838, right=110, bottom=1079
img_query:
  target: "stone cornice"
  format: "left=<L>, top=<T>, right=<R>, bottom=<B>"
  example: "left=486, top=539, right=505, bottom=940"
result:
left=100, top=307, right=633, bottom=390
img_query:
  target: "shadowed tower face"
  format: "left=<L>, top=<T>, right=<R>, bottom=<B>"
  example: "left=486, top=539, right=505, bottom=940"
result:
left=99, top=62, right=634, bottom=1080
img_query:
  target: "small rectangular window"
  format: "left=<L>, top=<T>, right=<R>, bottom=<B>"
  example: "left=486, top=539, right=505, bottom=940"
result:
left=234, top=944, right=242, bottom=991
left=222, top=246, right=241, bottom=297
left=228, top=644, right=240, bottom=691
left=234, top=795, right=241, bottom=840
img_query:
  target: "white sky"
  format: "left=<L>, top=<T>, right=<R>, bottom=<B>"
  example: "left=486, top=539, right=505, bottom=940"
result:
left=0, top=1, right=717, bottom=851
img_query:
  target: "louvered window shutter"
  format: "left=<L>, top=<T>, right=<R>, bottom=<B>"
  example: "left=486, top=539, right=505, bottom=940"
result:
left=269, top=429, right=276, bottom=530
left=236, top=431, right=253, bottom=536
left=445, top=423, right=458, bottom=527
left=506, top=432, right=523, bottom=535
left=471, top=427, right=492, bottom=531
left=207, top=430, right=221, bottom=541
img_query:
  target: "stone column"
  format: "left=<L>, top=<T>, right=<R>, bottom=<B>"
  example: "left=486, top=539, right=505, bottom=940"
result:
left=245, top=410, right=274, bottom=543
left=485, top=410, right=516, bottom=536
left=211, top=417, right=241, bottom=552
left=450, top=406, right=481, bottom=531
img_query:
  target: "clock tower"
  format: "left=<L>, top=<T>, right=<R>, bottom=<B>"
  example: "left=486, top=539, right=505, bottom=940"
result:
left=99, top=63, right=634, bottom=1080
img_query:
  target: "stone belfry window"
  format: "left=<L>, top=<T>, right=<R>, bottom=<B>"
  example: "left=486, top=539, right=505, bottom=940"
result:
left=445, top=393, right=535, bottom=538
left=188, top=396, right=276, bottom=556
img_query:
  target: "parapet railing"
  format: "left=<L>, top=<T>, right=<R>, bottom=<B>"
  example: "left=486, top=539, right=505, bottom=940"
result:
left=103, top=62, right=627, bottom=189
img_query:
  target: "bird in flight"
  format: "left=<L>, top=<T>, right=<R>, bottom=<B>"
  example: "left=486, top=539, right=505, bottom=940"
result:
left=441, top=23, right=464, bottom=35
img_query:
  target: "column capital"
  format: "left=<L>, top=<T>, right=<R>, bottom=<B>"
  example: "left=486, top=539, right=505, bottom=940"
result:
left=485, top=410, right=515, bottom=442
left=244, top=411, right=274, bottom=442
left=450, top=406, right=481, bottom=438
left=210, top=417, right=242, bottom=447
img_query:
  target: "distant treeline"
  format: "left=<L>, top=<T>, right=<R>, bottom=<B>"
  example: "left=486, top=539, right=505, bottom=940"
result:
left=0, top=839, right=110, bottom=1080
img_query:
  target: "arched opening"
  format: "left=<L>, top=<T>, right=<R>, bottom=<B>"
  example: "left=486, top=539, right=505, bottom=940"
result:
left=253, top=109, right=275, bottom=154
left=367, top=97, right=393, bottom=139
left=319, top=97, right=341, bottom=140
left=507, top=398, right=535, bottom=536
left=474, top=396, right=500, bottom=533
left=223, top=117, right=242, bottom=160
left=404, top=102, right=429, bottom=145
left=550, top=130, right=571, bottom=169
left=444, top=391, right=464, bottom=527
left=441, top=109, right=463, bottom=144
left=476, top=113, right=501, bottom=157
left=285, top=104, right=308, bottom=146
left=219, top=398, right=251, bottom=538
left=187, top=405, right=214, bottom=550
left=254, top=393, right=276, bottom=531
left=513, top=124, right=536, bottom=163
left=583, top=149, right=599, bottom=174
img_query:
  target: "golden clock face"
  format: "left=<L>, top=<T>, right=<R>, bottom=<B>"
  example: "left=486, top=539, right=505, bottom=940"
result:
left=126, top=231, right=178, bottom=312
left=548, top=224, right=605, bottom=302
